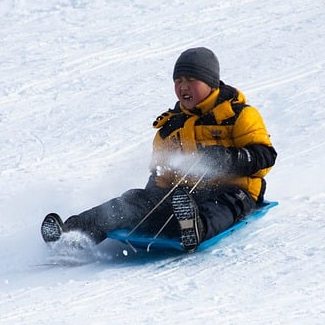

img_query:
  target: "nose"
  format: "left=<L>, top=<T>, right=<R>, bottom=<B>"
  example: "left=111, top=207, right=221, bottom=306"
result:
left=179, top=79, right=189, bottom=90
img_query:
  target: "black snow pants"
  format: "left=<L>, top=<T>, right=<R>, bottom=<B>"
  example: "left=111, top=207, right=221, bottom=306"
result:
left=63, top=184, right=256, bottom=244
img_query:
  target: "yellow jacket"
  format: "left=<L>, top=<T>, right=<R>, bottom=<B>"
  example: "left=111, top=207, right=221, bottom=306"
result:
left=150, top=82, right=275, bottom=202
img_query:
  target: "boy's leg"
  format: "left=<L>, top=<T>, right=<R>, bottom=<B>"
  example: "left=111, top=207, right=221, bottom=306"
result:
left=41, top=185, right=255, bottom=246
left=195, top=186, right=256, bottom=241
left=62, top=187, right=176, bottom=244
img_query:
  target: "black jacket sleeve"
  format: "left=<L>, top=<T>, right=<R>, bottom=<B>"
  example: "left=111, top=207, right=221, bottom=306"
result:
left=235, top=144, right=277, bottom=175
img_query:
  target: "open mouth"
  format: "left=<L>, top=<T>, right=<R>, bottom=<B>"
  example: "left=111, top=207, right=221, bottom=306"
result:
left=182, top=94, right=193, bottom=101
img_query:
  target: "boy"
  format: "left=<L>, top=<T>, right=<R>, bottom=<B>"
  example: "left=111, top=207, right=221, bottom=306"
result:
left=41, top=47, right=277, bottom=252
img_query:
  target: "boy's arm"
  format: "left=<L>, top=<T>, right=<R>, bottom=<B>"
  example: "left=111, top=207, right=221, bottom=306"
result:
left=200, top=144, right=277, bottom=176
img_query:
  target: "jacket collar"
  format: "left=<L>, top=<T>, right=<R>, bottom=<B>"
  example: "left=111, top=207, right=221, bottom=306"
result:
left=179, top=82, right=247, bottom=120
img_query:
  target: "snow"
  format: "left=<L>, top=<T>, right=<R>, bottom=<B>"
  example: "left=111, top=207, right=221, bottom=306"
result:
left=0, top=0, right=325, bottom=324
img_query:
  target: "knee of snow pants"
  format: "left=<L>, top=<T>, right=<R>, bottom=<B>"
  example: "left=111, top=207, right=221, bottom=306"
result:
left=194, top=186, right=256, bottom=241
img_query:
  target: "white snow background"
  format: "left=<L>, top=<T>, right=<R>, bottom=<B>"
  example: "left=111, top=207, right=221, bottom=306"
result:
left=0, top=0, right=324, bottom=324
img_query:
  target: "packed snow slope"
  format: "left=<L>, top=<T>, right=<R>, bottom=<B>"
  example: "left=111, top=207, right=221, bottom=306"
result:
left=0, top=0, right=324, bottom=324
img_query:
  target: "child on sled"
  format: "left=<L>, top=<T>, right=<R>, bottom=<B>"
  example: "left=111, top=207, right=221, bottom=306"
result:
left=42, top=47, right=277, bottom=252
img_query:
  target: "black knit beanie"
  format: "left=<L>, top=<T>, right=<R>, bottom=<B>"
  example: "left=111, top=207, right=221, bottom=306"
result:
left=173, top=47, right=220, bottom=88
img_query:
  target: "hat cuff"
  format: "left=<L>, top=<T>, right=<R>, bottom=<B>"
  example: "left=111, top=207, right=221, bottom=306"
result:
left=173, top=64, right=219, bottom=88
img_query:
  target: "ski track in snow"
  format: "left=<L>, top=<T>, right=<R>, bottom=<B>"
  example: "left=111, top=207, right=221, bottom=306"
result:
left=1, top=0, right=325, bottom=324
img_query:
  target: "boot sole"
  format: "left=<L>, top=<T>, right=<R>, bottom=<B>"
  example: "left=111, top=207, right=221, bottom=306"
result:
left=41, top=213, right=63, bottom=243
left=172, top=189, right=200, bottom=252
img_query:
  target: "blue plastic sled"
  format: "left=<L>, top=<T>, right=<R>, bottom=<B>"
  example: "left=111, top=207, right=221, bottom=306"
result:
left=108, top=201, right=278, bottom=253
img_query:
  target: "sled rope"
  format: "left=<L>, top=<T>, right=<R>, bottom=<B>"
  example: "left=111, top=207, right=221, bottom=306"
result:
left=125, top=157, right=203, bottom=250
left=146, top=168, right=208, bottom=252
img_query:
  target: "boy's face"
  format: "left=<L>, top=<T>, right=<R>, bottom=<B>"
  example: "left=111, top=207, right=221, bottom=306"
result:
left=174, top=76, right=213, bottom=110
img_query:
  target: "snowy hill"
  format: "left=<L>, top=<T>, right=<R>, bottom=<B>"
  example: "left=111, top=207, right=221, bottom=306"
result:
left=0, top=0, right=324, bottom=324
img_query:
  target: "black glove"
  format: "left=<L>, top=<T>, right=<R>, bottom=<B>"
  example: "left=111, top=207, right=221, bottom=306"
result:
left=198, top=145, right=257, bottom=176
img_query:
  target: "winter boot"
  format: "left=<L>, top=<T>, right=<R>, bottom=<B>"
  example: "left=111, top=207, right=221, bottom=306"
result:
left=41, top=213, right=64, bottom=243
left=172, top=188, right=205, bottom=252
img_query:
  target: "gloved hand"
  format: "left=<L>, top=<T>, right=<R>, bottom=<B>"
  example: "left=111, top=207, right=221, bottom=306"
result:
left=198, top=145, right=254, bottom=176
left=199, top=145, right=235, bottom=169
